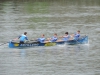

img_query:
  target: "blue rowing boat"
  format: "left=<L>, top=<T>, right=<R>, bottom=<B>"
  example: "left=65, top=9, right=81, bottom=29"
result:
left=9, top=35, right=88, bottom=48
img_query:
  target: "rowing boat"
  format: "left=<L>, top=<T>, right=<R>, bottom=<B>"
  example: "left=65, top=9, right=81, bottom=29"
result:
left=9, top=35, right=88, bottom=48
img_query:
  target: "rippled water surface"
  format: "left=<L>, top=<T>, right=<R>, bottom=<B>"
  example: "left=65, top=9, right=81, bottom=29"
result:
left=0, top=0, right=100, bottom=75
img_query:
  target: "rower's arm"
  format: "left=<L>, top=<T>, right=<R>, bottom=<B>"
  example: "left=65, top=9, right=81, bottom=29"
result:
left=25, top=37, right=28, bottom=40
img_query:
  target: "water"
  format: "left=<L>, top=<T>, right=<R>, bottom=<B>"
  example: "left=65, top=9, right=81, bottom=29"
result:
left=0, top=0, right=100, bottom=75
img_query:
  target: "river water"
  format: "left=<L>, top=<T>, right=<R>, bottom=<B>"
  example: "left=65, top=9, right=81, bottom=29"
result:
left=0, top=0, right=100, bottom=75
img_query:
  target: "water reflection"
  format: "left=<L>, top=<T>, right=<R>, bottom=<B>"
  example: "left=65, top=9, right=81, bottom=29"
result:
left=33, top=44, right=90, bottom=57
left=8, top=44, right=89, bottom=58
left=20, top=49, right=26, bottom=57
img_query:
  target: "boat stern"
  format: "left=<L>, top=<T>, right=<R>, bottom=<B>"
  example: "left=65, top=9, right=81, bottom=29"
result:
left=9, top=41, right=19, bottom=48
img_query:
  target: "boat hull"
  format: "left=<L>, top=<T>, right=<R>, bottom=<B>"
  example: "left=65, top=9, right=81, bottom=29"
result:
left=9, top=36, right=88, bottom=48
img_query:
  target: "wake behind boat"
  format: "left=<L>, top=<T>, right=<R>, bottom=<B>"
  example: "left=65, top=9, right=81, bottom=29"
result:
left=9, top=35, right=88, bottom=48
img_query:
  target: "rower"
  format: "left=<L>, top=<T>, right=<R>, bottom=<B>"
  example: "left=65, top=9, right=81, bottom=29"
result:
left=45, top=33, right=58, bottom=43
left=18, top=32, right=28, bottom=43
left=51, top=33, right=57, bottom=42
left=37, top=34, right=45, bottom=43
left=62, top=32, right=70, bottom=41
left=70, top=30, right=80, bottom=40
left=57, top=32, right=70, bottom=42
left=74, top=30, right=80, bottom=40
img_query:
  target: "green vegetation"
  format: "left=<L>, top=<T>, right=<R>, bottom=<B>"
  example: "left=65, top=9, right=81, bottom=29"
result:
left=24, top=1, right=49, bottom=14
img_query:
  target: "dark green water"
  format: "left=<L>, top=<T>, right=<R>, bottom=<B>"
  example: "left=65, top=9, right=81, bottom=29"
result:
left=0, top=0, right=100, bottom=75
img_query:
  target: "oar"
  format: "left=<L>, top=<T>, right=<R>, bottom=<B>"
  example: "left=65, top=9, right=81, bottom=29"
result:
left=0, top=42, right=8, bottom=46
left=0, top=38, right=19, bottom=46
left=0, top=38, right=17, bottom=46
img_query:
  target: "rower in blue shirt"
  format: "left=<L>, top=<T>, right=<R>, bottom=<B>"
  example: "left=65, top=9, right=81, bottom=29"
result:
left=62, top=32, right=70, bottom=41
left=74, top=30, right=80, bottom=40
left=45, top=33, right=58, bottom=43
left=18, top=32, right=28, bottom=43
left=37, top=34, right=45, bottom=43
left=69, top=30, right=80, bottom=40
left=50, top=33, right=58, bottom=42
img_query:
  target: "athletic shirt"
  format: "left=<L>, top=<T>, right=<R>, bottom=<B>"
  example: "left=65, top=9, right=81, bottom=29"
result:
left=50, top=36, right=57, bottom=42
left=74, top=33, right=80, bottom=40
left=19, top=34, right=28, bottom=42
left=37, top=38, right=45, bottom=43
left=62, top=35, right=70, bottom=41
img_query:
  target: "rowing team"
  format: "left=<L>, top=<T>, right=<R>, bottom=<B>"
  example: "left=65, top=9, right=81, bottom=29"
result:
left=14, top=30, right=80, bottom=44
